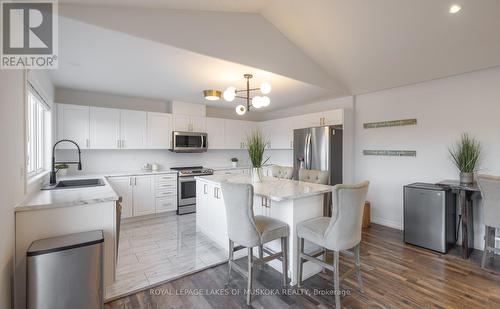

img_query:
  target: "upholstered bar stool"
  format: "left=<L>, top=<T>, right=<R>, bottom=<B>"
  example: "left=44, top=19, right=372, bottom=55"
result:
left=299, top=168, right=329, bottom=184
left=296, top=181, right=369, bottom=309
left=272, top=165, right=294, bottom=179
left=220, top=182, right=290, bottom=305
left=477, top=175, right=500, bottom=269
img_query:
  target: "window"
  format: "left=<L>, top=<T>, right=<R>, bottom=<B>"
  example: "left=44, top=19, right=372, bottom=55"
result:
left=26, top=83, right=48, bottom=176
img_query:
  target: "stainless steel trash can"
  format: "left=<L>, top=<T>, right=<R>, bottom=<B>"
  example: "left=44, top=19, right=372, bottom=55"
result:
left=27, top=230, right=104, bottom=309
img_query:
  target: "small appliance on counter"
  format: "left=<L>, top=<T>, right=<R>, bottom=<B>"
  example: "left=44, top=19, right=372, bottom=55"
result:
left=170, top=166, right=214, bottom=214
left=403, top=183, right=456, bottom=253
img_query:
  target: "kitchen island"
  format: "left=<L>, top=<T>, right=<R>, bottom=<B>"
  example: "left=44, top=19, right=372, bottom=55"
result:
left=195, top=174, right=335, bottom=285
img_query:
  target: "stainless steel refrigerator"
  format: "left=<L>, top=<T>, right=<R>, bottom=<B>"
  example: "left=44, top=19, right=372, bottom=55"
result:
left=293, top=125, right=343, bottom=186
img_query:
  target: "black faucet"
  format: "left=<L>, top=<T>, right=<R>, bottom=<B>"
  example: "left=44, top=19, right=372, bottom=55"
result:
left=50, top=139, right=82, bottom=185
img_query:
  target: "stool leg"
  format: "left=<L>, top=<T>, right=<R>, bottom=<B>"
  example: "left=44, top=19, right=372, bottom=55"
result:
left=333, top=251, right=341, bottom=309
left=247, top=247, right=253, bottom=305
left=281, top=237, right=288, bottom=286
left=322, top=248, right=327, bottom=273
left=258, top=245, right=264, bottom=268
left=482, top=226, right=491, bottom=268
left=297, top=237, right=304, bottom=287
left=227, top=239, right=234, bottom=285
left=354, top=243, right=363, bottom=293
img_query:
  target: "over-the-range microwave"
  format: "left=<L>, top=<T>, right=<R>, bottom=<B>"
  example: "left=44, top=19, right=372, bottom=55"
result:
left=170, top=131, right=208, bottom=153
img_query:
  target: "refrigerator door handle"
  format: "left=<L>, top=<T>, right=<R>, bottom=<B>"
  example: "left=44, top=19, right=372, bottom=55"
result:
left=305, top=133, right=312, bottom=169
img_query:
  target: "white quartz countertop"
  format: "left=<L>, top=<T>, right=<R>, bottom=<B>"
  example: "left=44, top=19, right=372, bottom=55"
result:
left=103, top=169, right=178, bottom=177
left=195, top=174, right=334, bottom=202
left=16, top=175, right=119, bottom=212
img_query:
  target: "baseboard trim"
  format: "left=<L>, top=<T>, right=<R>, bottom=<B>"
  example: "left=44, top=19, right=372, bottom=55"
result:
left=371, top=216, right=403, bottom=230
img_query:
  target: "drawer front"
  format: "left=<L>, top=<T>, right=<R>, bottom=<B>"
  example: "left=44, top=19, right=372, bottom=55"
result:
left=156, top=182, right=176, bottom=190
left=156, top=174, right=177, bottom=182
left=156, top=196, right=177, bottom=212
left=156, top=188, right=177, bottom=198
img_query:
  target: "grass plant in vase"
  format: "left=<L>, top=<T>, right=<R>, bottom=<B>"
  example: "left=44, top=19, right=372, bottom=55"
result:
left=449, top=133, right=481, bottom=184
left=246, top=131, right=269, bottom=183
left=231, top=157, right=238, bottom=168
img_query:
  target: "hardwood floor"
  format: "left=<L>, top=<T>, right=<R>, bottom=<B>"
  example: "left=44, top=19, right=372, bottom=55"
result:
left=105, top=224, right=500, bottom=308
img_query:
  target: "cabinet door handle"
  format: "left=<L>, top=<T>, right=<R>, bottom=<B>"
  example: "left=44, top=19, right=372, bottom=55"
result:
left=86, top=139, right=90, bottom=148
left=204, top=184, right=208, bottom=194
left=134, top=177, right=137, bottom=186
left=129, top=177, right=133, bottom=186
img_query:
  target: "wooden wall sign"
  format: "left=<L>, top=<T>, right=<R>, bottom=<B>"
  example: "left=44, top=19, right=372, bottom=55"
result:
left=364, top=118, right=417, bottom=129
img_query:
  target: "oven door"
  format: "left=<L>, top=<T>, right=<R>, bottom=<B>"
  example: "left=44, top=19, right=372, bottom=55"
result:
left=172, top=131, right=207, bottom=152
left=178, top=176, right=197, bottom=207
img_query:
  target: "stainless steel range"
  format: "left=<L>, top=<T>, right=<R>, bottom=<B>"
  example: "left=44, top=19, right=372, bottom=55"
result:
left=171, top=166, right=213, bottom=215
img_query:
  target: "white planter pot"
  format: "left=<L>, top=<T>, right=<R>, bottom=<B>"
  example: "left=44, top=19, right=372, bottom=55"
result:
left=251, top=167, right=263, bottom=183
left=232, top=162, right=238, bottom=168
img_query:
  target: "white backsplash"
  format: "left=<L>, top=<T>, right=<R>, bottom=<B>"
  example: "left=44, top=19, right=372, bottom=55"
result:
left=56, top=149, right=293, bottom=175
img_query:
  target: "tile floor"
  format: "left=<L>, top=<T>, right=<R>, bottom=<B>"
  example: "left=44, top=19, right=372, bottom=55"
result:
left=105, top=213, right=227, bottom=300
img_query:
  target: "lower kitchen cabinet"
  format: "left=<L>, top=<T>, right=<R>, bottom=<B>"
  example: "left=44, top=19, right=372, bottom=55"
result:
left=108, top=174, right=177, bottom=218
left=132, top=176, right=155, bottom=216
left=108, top=176, right=133, bottom=218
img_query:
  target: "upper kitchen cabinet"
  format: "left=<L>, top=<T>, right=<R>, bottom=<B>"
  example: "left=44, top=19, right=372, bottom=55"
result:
left=89, top=107, right=121, bottom=149
left=148, top=112, right=172, bottom=149
left=293, top=110, right=344, bottom=128
left=225, top=119, right=256, bottom=149
left=270, top=118, right=293, bottom=149
left=172, top=114, right=206, bottom=132
left=120, top=110, right=147, bottom=149
left=171, top=101, right=207, bottom=133
left=205, top=117, right=225, bottom=149
left=57, top=104, right=90, bottom=149
left=322, top=109, right=343, bottom=126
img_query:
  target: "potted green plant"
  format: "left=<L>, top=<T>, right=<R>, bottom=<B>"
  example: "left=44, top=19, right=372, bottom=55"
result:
left=230, top=157, right=239, bottom=168
left=246, top=131, right=269, bottom=183
left=55, top=163, right=69, bottom=176
left=449, top=133, right=481, bottom=184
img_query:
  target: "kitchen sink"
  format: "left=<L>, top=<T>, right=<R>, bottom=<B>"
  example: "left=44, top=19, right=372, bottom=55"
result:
left=42, top=178, right=105, bottom=190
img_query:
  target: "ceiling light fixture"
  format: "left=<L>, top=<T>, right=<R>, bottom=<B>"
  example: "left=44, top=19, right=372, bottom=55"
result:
left=203, top=74, right=271, bottom=115
left=203, top=89, right=221, bottom=101
left=449, top=4, right=462, bottom=14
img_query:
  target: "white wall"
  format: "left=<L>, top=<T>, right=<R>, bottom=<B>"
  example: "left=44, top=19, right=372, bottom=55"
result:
left=354, top=66, right=500, bottom=249
left=0, top=70, right=26, bottom=309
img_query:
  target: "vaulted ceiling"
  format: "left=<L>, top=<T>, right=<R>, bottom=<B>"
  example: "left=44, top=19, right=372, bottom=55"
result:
left=53, top=0, right=500, bottom=110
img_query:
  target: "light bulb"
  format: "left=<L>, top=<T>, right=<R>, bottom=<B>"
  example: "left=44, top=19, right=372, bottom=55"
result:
left=260, top=96, right=270, bottom=107
left=260, top=82, right=271, bottom=94
left=449, top=4, right=461, bottom=14
left=223, top=86, right=236, bottom=102
left=252, top=96, right=263, bottom=108
left=236, top=104, right=247, bottom=115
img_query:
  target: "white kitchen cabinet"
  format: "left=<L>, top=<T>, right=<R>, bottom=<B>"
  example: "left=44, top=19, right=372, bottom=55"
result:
left=205, top=117, right=225, bottom=149
left=148, top=112, right=172, bottom=149
left=90, top=106, right=121, bottom=149
left=107, top=177, right=133, bottom=218
left=322, top=109, right=343, bottom=125
left=57, top=104, right=90, bottom=149
left=108, top=174, right=162, bottom=218
left=120, top=110, right=147, bottom=149
left=225, top=119, right=256, bottom=149
left=259, top=119, right=292, bottom=150
left=173, top=114, right=206, bottom=132
left=295, top=112, right=324, bottom=129
left=190, top=115, right=206, bottom=132
left=132, top=175, right=155, bottom=216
